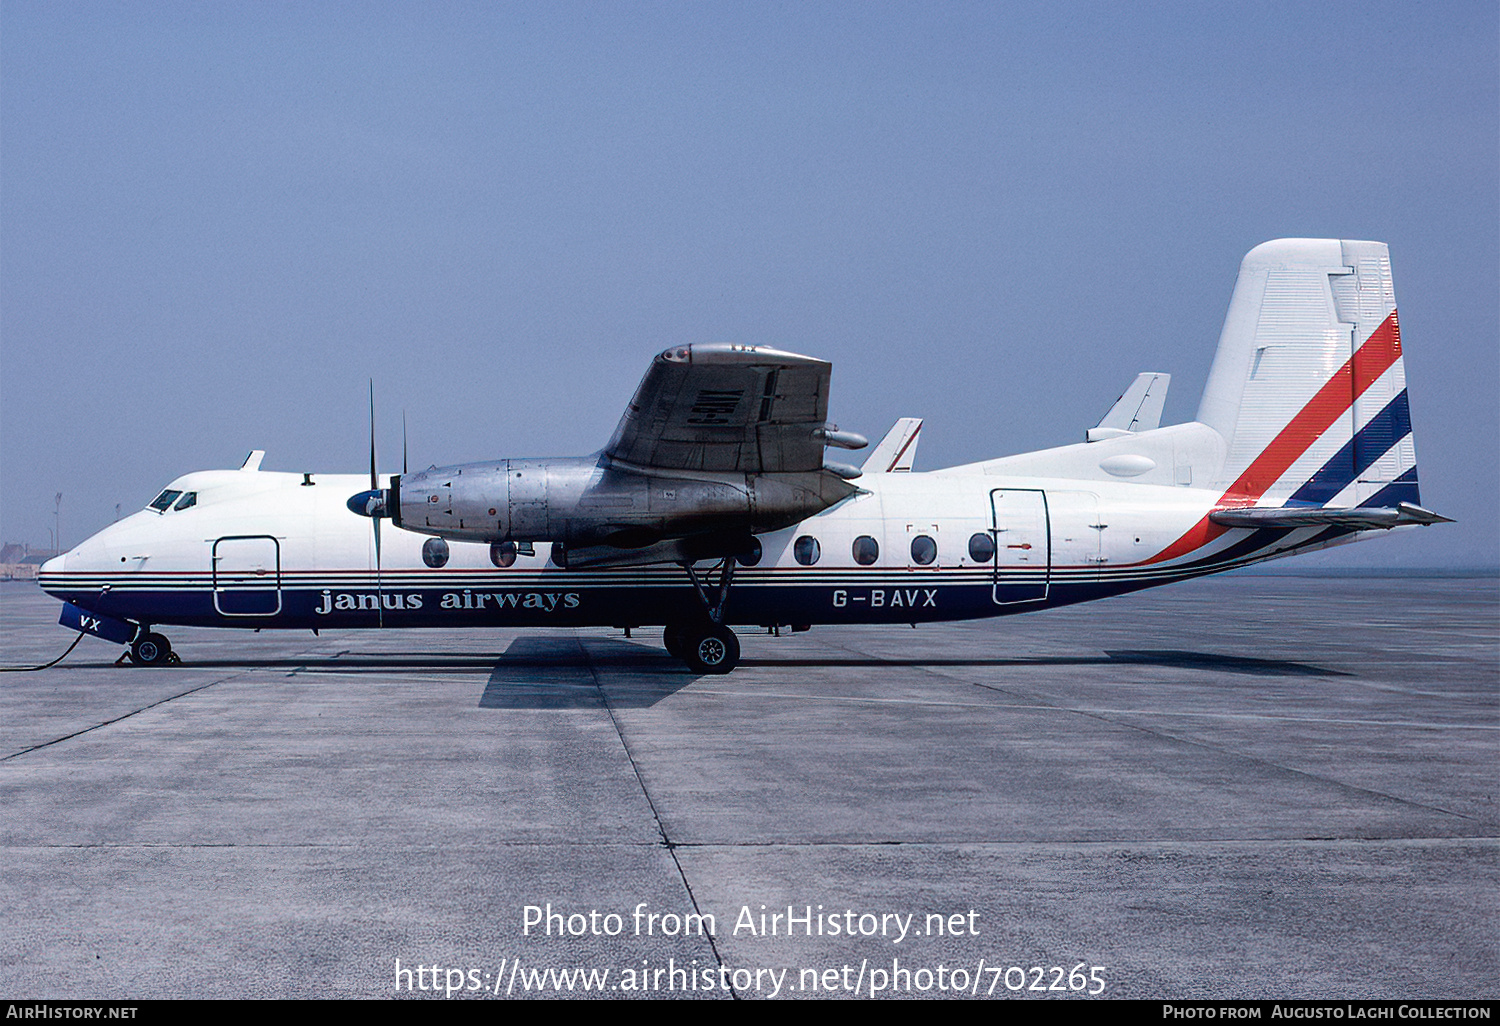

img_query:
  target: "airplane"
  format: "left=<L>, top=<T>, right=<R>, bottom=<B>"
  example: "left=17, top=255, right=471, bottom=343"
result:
left=39, top=239, right=1450, bottom=674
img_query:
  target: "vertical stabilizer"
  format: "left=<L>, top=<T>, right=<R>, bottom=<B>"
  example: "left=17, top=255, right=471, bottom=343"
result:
left=1195, top=239, right=1418, bottom=508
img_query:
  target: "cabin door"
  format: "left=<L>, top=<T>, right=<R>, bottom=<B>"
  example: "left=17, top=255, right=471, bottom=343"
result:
left=989, top=489, right=1050, bottom=604
left=212, top=535, right=282, bottom=617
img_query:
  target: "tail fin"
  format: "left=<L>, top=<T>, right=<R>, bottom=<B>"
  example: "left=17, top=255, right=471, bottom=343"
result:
left=862, top=417, right=922, bottom=473
left=1196, top=239, right=1419, bottom=508
left=1088, top=372, right=1170, bottom=441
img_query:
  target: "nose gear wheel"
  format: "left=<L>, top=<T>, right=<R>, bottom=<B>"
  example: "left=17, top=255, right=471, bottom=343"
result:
left=129, top=631, right=177, bottom=666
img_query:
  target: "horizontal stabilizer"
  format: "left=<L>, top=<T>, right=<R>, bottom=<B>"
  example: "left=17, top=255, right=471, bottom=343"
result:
left=1088, top=373, right=1169, bottom=442
left=861, top=418, right=922, bottom=473
left=1208, top=502, right=1452, bottom=531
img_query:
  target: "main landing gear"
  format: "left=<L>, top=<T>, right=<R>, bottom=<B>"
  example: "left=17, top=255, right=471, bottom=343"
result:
left=127, top=630, right=179, bottom=666
left=663, top=620, right=740, bottom=674
left=664, top=555, right=742, bottom=674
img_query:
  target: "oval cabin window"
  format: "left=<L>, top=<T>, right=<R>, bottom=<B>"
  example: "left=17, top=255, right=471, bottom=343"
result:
left=968, top=532, right=996, bottom=562
left=422, top=537, right=450, bottom=569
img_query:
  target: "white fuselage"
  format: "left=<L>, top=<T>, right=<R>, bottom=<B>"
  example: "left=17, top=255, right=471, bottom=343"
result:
left=39, top=458, right=1357, bottom=634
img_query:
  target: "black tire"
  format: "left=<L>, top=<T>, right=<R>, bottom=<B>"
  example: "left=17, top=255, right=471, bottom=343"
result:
left=683, top=623, right=739, bottom=674
left=662, top=624, right=687, bottom=660
left=131, top=632, right=172, bottom=666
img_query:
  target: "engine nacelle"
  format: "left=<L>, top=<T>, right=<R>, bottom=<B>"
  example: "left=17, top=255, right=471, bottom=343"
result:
left=386, top=455, right=856, bottom=554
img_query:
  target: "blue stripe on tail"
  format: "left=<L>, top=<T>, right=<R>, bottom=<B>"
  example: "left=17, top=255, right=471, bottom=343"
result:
left=1290, top=390, right=1411, bottom=505
left=1359, top=467, right=1421, bottom=509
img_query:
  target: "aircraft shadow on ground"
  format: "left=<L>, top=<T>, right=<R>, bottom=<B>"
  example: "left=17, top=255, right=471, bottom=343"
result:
left=479, top=636, right=697, bottom=709
left=57, top=639, right=1347, bottom=711
left=474, top=639, right=1349, bottom=710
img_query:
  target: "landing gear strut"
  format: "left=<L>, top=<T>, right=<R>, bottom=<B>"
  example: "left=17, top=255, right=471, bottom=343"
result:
left=665, top=555, right=742, bottom=673
left=129, top=631, right=176, bottom=666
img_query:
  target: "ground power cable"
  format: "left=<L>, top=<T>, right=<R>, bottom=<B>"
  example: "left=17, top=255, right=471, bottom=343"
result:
left=0, top=631, right=85, bottom=672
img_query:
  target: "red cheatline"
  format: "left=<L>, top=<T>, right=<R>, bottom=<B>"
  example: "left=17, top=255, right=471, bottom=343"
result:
left=1141, top=311, right=1402, bottom=567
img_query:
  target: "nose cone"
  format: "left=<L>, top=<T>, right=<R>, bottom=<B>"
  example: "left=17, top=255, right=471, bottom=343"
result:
left=347, top=489, right=388, bottom=518
left=38, top=551, right=68, bottom=599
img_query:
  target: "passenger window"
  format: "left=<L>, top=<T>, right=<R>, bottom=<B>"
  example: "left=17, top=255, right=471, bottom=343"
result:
left=968, top=532, right=996, bottom=562
left=490, top=541, right=517, bottom=568
left=173, top=492, right=197, bottom=511
left=422, top=537, right=450, bottom=568
left=852, top=535, right=879, bottom=565
left=910, top=534, right=937, bottom=565
left=149, top=490, right=182, bottom=512
left=793, top=536, right=821, bottom=566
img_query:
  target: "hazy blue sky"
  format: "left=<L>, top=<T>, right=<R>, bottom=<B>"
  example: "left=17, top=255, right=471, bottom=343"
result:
left=3, top=2, right=1496, bottom=566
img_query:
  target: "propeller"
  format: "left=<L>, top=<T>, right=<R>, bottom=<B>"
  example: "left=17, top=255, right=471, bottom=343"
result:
left=346, top=383, right=388, bottom=627
left=372, top=385, right=383, bottom=625
left=370, top=384, right=385, bottom=627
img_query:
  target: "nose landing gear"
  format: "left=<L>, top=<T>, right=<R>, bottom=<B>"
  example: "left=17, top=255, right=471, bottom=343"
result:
left=128, top=631, right=179, bottom=666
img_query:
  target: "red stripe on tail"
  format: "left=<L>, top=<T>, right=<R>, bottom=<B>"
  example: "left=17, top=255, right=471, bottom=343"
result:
left=1143, top=311, right=1401, bottom=566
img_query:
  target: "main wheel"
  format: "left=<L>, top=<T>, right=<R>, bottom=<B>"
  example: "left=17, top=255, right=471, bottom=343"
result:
left=662, top=624, right=688, bottom=660
left=682, top=623, right=739, bottom=675
left=130, top=631, right=172, bottom=666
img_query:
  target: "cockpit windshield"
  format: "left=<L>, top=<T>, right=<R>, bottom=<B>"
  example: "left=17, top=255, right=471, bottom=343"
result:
left=147, top=489, right=199, bottom=513
left=149, top=489, right=183, bottom=512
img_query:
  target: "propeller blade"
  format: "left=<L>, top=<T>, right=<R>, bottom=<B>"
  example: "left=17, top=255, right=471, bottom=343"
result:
left=402, top=410, right=409, bottom=475
left=374, top=517, right=384, bottom=628
left=368, top=381, right=383, bottom=627
left=369, top=381, right=378, bottom=492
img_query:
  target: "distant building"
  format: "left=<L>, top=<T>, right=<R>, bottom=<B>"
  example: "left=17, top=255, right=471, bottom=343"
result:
left=1, top=543, right=57, bottom=580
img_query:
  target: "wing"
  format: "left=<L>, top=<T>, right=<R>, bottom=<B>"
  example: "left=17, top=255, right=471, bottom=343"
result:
left=604, top=344, right=837, bottom=474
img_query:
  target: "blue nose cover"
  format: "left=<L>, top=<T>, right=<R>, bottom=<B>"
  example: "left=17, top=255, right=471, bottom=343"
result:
left=60, top=603, right=137, bottom=645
